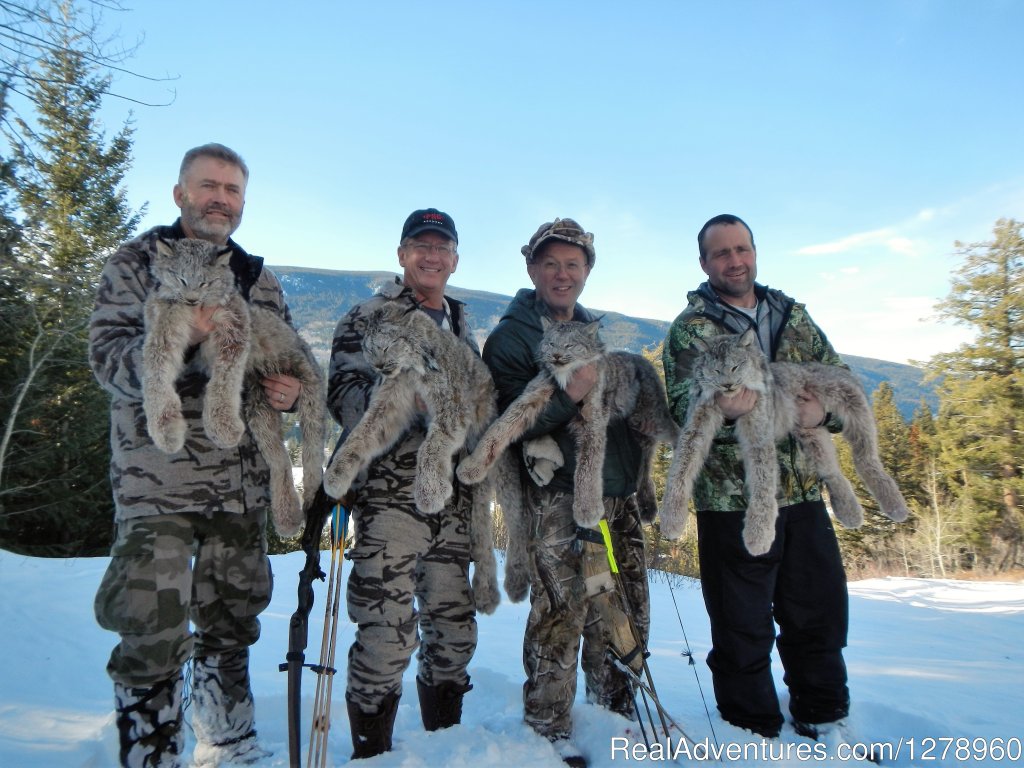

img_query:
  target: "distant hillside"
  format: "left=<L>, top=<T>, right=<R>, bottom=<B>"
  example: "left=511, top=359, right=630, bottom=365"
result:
left=273, top=266, right=934, bottom=420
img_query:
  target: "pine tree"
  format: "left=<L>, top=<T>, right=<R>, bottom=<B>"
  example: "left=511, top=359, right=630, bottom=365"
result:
left=927, top=218, right=1024, bottom=572
left=0, top=0, right=143, bottom=556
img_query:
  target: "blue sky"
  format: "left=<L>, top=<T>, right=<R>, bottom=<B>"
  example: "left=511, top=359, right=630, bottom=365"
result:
left=89, top=0, right=1023, bottom=364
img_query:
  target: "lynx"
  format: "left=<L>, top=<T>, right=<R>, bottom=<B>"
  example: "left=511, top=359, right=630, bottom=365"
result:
left=321, top=300, right=504, bottom=613
left=456, top=319, right=679, bottom=532
left=142, top=237, right=325, bottom=537
left=660, top=329, right=909, bottom=555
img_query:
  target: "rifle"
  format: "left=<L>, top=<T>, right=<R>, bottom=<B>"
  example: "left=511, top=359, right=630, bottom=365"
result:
left=280, top=482, right=350, bottom=768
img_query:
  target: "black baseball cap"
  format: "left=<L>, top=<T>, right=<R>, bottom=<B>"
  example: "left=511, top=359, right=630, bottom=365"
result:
left=401, top=208, right=458, bottom=244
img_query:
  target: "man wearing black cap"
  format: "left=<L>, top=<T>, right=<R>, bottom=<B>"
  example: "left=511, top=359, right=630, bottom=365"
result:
left=481, top=218, right=649, bottom=768
left=327, top=208, right=481, bottom=759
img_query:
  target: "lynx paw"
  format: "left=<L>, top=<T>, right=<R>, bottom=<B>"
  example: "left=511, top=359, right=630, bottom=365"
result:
left=825, top=479, right=865, bottom=528
left=323, top=454, right=358, bottom=500
left=204, top=405, right=245, bottom=449
left=414, top=473, right=452, bottom=514
left=504, top=565, right=530, bottom=603
left=455, top=453, right=488, bottom=485
left=148, top=408, right=187, bottom=454
left=658, top=505, right=689, bottom=540
left=572, top=495, right=604, bottom=529
left=472, top=563, right=501, bottom=615
left=272, top=491, right=304, bottom=539
left=741, top=508, right=777, bottom=556
left=883, top=502, right=910, bottom=523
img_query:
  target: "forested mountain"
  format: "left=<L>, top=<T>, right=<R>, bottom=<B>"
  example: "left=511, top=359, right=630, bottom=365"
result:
left=274, top=267, right=935, bottom=419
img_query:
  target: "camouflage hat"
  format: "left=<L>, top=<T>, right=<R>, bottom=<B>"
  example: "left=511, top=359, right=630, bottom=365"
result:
left=521, top=218, right=596, bottom=267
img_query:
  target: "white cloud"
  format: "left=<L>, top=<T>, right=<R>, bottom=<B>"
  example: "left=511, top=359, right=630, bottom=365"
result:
left=811, top=295, right=972, bottom=364
left=885, top=237, right=919, bottom=257
left=797, top=228, right=894, bottom=256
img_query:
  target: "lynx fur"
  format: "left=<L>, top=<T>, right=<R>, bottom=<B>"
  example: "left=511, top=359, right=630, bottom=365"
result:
left=142, top=237, right=325, bottom=537
left=660, top=329, right=909, bottom=555
left=457, top=319, right=679, bottom=532
left=321, top=300, right=505, bottom=614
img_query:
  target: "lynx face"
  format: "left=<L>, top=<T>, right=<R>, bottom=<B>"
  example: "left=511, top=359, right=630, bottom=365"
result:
left=150, top=237, right=235, bottom=306
left=538, top=319, right=605, bottom=389
left=362, top=303, right=430, bottom=378
left=692, top=331, right=766, bottom=397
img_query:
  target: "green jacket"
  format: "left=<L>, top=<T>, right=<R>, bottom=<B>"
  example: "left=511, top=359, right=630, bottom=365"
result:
left=482, top=289, right=642, bottom=498
left=662, top=281, right=845, bottom=512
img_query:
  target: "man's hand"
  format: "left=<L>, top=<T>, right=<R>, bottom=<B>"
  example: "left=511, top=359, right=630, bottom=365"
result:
left=795, top=390, right=827, bottom=429
left=564, top=362, right=598, bottom=404
left=715, top=387, right=758, bottom=420
left=188, top=305, right=219, bottom=346
left=263, top=373, right=301, bottom=411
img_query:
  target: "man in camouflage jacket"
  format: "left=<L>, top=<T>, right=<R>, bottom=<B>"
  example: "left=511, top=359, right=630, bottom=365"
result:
left=662, top=214, right=851, bottom=741
left=326, top=209, right=481, bottom=759
left=89, top=144, right=299, bottom=768
left=483, top=218, right=648, bottom=768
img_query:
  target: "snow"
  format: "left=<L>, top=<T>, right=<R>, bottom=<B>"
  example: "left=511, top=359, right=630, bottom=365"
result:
left=1, top=549, right=1022, bottom=767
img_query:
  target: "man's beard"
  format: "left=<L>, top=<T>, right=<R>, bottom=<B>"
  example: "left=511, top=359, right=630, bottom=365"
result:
left=181, top=200, right=242, bottom=242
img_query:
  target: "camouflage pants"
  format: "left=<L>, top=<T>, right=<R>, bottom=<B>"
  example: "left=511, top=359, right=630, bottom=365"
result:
left=346, top=494, right=477, bottom=713
left=94, top=509, right=272, bottom=686
left=522, top=488, right=650, bottom=741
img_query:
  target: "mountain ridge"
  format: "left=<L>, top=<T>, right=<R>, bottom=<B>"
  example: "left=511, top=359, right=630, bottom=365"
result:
left=271, top=266, right=935, bottom=420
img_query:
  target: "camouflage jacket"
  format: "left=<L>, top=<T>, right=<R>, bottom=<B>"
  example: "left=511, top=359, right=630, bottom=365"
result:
left=326, top=277, right=479, bottom=508
left=662, top=281, right=845, bottom=512
left=88, top=220, right=291, bottom=522
left=481, top=289, right=642, bottom=497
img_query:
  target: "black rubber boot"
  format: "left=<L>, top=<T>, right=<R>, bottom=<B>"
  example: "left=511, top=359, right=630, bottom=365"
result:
left=347, top=689, right=401, bottom=759
left=416, top=677, right=473, bottom=731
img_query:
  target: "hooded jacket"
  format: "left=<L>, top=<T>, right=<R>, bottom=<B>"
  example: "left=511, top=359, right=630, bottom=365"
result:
left=482, top=288, right=642, bottom=498
left=662, top=281, right=846, bottom=512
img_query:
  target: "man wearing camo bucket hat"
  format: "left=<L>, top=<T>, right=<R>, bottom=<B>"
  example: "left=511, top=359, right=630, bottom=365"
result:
left=481, top=218, right=650, bottom=767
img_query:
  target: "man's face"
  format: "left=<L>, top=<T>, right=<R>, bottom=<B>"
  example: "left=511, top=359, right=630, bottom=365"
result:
left=173, top=156, right=246, bottom=244
left=398, top=231, right=459, bottom=304
left=699, top=223, right=757, bottom=306
left=527, top=241, right=591, bottom=321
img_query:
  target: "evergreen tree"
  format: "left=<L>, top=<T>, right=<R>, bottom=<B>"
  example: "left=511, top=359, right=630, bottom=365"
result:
left=0, top=0, right=143, bottom=556
left=927, top=218, right=1024, bottom=571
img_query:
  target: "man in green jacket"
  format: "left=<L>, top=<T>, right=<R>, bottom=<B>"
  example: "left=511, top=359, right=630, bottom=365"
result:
left=482, top=218, right=648, bottom=768
left=663, top=214, right=850, bottom=742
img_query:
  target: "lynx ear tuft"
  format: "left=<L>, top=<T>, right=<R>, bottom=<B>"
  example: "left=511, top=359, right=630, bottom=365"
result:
left=422, top=349, right=441, bottom=372
left=155, top=236, right=175, bottom=259
left=738, top=328, right=758, bottom=347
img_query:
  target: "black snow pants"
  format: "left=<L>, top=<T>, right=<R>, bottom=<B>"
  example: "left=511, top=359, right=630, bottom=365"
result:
left=696, top=500, right=850, bottom=737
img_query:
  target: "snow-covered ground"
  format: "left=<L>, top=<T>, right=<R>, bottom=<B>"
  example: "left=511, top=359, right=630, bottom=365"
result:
left=1, top=548, right=1022, bottom=767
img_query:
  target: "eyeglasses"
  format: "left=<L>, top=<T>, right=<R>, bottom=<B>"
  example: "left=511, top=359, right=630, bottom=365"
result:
left=407, top=241, right=456, bottom=257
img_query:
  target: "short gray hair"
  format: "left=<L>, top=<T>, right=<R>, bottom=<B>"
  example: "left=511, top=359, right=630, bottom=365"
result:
left=179, top=143, right=249, bottom=183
